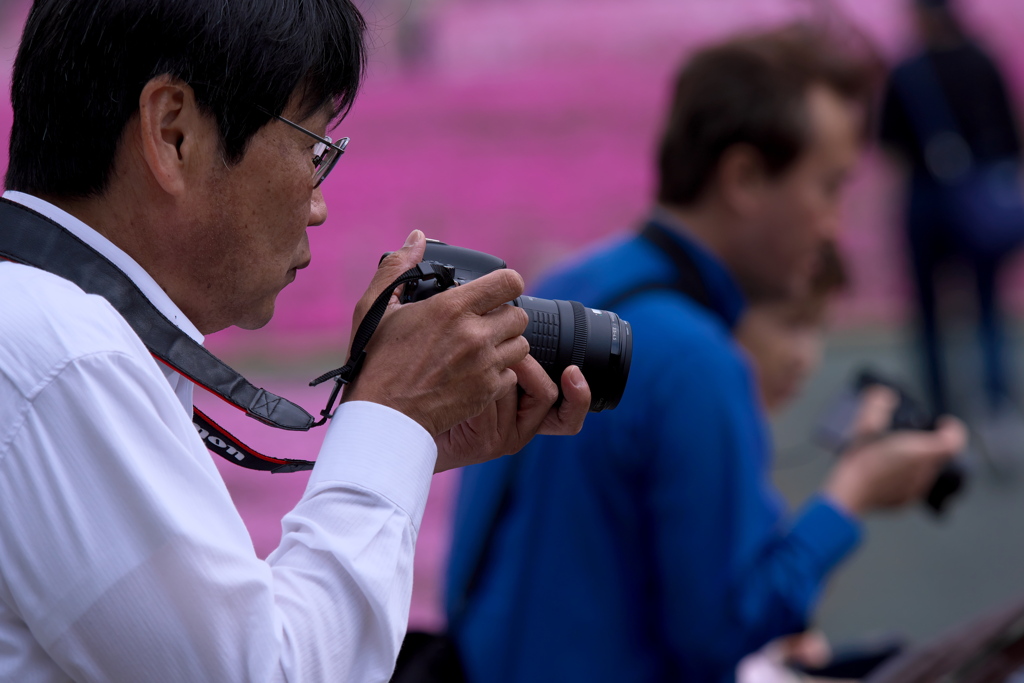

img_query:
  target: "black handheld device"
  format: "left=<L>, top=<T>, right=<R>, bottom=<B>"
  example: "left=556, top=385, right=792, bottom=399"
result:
left=817, top=370, right=966, bottom=514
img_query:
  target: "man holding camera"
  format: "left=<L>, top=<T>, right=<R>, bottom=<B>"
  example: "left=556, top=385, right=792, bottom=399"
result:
left=446, top=27, right=966, bottom=683
left=0, top=1, right=590, bottom=681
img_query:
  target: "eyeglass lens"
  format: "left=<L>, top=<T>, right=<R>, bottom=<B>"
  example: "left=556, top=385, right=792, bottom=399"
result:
left=312, top=138, right=346, bottom=188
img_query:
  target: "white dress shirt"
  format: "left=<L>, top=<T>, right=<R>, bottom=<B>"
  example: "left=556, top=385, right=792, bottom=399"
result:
left=0, top=192, right=438, bottom=682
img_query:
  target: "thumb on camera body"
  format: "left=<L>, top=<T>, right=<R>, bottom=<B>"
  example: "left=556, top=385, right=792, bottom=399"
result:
left=352, top=230, right=427, bottom=328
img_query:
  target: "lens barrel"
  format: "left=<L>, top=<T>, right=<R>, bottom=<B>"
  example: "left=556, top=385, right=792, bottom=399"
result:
left=514, top=296, right=632, bottom=412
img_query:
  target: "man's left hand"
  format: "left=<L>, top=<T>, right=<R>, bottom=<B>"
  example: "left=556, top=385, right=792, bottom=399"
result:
left=434, top=361, right=590, bottom=472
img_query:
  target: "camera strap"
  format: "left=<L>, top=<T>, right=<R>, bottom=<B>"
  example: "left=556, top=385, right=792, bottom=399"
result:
left=597, top=219, right=717, bottom=318
left=0, top=199, right=452, bottom=473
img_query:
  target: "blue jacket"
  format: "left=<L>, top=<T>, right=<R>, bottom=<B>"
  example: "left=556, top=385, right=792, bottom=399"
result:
left=445, top=219, right=861, bottom=683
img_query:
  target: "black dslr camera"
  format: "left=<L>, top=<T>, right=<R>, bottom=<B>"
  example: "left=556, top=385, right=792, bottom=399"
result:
left=818, top=370, right=965, bottom=514
left=396, top=240, right=633, bottom=412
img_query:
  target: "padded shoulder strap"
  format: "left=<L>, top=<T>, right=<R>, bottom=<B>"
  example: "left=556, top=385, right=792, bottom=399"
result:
left=0, top=198, right=319, bottom=472
left=598, top=220, right=716, bottom=315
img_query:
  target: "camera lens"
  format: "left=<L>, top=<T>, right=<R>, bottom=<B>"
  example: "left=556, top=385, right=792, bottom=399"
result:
left=514, top=296, right=633, bottom=412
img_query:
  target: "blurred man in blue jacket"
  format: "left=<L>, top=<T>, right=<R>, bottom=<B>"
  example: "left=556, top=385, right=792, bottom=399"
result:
left=445, top=27, right=966, bottom=683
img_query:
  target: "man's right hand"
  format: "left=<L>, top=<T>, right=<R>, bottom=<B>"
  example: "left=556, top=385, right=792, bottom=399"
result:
left=343, top=230, right=532, bottom=437
left=823, top=386, right=968, bottom=517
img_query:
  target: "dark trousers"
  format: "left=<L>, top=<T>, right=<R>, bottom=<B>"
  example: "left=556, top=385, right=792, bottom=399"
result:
left=906, top=176, right=1011, bottom=415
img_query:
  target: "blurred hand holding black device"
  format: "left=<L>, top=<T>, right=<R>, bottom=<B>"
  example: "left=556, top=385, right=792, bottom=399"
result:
left=816, top=370, right=966, bottom=515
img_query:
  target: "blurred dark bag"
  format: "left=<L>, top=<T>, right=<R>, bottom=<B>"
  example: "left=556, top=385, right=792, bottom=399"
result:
left=895, top=55, right=1024, bottom=261
left=390, top=631, right=466, bottom=683
left=943, top=159, right=1024, bottom=260
left=865, top=593, right=1024, bottom=683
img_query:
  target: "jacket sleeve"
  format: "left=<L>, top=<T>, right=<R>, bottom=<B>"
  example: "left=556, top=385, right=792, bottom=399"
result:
left=643, top=337, right=860, bottom=680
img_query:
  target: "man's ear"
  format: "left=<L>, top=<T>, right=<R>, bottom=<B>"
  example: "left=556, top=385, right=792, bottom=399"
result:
left=137, top=76, right=210, bottom=196
left=715, top=144, right=769, bottom=218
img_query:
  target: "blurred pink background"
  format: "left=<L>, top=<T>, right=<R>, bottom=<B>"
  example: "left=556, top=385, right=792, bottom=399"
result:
left=3, top=0, right=1024, bottom=634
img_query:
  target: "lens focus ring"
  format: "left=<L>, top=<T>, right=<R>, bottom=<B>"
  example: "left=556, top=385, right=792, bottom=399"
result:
left=529, top=309, right=560, bottom=366
left=569, top=300, right=588, bottom=369
left=517, top=295, right=632, bottom=412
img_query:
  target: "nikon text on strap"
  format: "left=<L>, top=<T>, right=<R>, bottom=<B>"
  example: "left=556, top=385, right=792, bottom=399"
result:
left=0, top=198, right=451, bottom=473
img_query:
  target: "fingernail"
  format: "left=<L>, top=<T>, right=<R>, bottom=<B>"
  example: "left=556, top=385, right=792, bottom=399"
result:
left=571, top=365, right=586, bottom=388
left=404, top=229, right=421, bottom=248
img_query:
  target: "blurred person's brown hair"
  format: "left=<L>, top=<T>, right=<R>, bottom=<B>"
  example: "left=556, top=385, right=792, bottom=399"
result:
left=657, top=25, right=875, bottom=207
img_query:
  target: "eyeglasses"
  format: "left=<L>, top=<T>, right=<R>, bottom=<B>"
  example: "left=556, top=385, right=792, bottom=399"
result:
left=264, top=111, right=350, bottom=188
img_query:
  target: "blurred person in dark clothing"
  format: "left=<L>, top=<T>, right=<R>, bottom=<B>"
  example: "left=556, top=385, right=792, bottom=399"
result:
left=879, top=0, right=1024, bottom=420
left=445, top=27, right=966, bottom=683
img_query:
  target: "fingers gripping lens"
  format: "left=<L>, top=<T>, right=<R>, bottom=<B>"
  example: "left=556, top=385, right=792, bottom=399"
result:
left=390, top=240, right=634, bottom=412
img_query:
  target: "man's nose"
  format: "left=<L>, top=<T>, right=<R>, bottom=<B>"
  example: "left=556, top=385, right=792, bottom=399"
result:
left=309, top=187, right=328, bottom=227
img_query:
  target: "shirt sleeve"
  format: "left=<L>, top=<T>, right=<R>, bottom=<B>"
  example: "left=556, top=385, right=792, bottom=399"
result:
left=644, top=338, right=860, bottom=680
left=0, top=350, right=436, bottom=683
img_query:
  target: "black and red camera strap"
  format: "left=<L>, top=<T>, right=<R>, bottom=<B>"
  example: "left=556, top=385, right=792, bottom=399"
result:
left=0, top=198, right=449, bottom=473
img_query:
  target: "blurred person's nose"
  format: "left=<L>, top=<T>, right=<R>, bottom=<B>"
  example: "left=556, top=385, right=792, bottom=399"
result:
left=793, top=332, right=824, bottom=380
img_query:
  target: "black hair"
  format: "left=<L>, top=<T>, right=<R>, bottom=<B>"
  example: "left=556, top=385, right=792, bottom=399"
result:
left=6, top=0, right=366, bottom=198
left=657, top=25, right=873, bottom=207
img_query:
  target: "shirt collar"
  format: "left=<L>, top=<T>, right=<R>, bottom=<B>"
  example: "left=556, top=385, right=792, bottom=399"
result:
left=3, top=191, right=204, bottom=344
left=647, top=207, right=746, bottom=329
